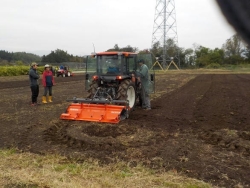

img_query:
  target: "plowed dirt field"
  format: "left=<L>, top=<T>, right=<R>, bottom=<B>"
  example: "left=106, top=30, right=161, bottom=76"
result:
left=0, top=72, right=250, bottom=187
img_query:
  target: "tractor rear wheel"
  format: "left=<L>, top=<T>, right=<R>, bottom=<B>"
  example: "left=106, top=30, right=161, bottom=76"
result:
left=116, top=79, right=136, bottom=109
left=87, top=80, right=98, bottom=98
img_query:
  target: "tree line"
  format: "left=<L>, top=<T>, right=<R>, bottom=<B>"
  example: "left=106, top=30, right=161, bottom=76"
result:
left=0, top=49, right=83, bottom=65
left=41, top=49, right=83, bottom=64
left=1, top=34, right=249, bottom=68
left=0, top=51, right=41, bottom=65
left=150, top=34, right=250, bottom=68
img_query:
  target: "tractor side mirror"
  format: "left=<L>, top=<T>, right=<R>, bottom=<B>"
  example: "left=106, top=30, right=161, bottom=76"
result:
left=150, top=74, right=154, bottom=81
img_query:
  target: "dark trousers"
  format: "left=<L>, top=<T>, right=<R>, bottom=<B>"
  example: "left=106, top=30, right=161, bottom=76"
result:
left=30, top=85, right=39, bottom=103
left=140, top=85, right=151, bottom=109
left=43, top=86, right=52, bottom=96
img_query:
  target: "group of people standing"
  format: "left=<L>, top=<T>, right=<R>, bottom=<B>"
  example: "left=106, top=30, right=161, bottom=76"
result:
left=28, top=59, right=151, bottom=110
left=29, top=63, right=55, bottom=106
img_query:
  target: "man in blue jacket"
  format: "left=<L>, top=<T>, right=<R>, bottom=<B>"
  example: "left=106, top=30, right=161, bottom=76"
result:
left=29, top=62, right=40, bottom=106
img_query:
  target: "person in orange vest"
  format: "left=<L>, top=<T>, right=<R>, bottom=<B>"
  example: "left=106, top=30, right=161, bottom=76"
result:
left=42, top=64, right=55, bottom=103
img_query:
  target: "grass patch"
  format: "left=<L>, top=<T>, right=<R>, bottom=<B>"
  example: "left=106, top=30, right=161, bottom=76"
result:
left=0, top=148, right=211, bottom=188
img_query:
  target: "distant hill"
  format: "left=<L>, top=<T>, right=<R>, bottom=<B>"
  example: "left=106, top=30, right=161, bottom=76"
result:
left=0, top=50, right=41, bottom=65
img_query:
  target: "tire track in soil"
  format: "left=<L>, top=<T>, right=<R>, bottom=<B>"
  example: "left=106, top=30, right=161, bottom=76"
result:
left=191, top=74, right=250, bottom=187
left=126, top=74, right=213, bottom=131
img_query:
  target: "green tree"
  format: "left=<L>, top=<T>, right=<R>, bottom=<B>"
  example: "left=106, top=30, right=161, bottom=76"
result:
left=106, top=44, right=120, bottom=51
left=242, top=45, right=250, bottom=61
left=209, top=48, right=224, bottom=65
left=194, top=46, right=210, bottom=67
left=13, top=52, right=41, bottom=64
left=165, top=38, right=178, bottom=59
left=120, top=45, right=138, bottom=52
left=41, top=49, right=70, bottom=63
left=150, top=41, right=162, bottom=59
left=106, top=44, right=137, bottom=52
left=222, top=34, right=245, bottom=64
left=150, top=39, right=181, bottom=67
left=114, top=44, right=119, bottom=51
left=222, top=34, right=244, bottom=57
left=0, top=50, right=12, bottom=62
left=182, top=48, right=194, bottom=67
left=0, top=50, right=41, bottom=64
left=194, top=46, right=224, bottom=67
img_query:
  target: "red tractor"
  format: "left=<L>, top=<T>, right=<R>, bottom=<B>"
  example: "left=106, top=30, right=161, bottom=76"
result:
left=56, top=66, right=73, bottom=77
left=60, top=52, right=155, bottom=123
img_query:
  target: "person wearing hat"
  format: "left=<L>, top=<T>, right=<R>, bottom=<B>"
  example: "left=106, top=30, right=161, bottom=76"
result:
left=137, top=59, right=151, bottom=110
left=29, top=62, right=40, bottom=106
left=42, top=64, right=55, bottom=103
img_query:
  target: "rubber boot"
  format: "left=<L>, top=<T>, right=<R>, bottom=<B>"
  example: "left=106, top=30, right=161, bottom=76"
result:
left=42, top=96, right=47, bottom=103
left=48, top=96, right=53, bottom=102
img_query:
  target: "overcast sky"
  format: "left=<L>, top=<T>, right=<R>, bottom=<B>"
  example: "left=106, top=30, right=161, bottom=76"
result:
left=0, top=0, right=235, bottom=56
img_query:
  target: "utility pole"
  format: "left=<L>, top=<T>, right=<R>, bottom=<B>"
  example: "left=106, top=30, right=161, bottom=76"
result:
left=152, top=0, right=180, bottom=68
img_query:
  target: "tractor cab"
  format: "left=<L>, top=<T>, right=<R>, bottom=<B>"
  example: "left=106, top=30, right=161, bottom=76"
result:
left=85, top=52, right=154, bottom=91
left=85, top=52, right=137, bottom=79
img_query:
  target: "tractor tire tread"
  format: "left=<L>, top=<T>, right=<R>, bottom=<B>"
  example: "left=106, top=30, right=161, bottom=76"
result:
left=87, top=80, right=98, bottom=98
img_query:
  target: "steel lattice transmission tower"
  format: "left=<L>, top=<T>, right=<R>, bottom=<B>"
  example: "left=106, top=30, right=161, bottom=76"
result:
left=151, top=0, right=180, bottom=67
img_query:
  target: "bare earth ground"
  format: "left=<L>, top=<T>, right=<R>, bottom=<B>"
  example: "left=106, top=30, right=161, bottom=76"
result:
left=0, top=72, right=250, bottom=187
